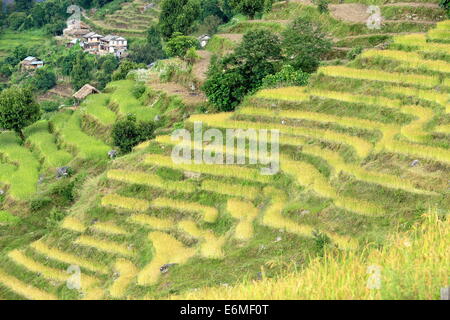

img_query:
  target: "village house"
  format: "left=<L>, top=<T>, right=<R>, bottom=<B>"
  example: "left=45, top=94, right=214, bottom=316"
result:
left=74, top=32, right=128, bottom=58
left=20, top=56, right=44, bottom=71
left=99, top=35, right=128, bottom=58
left=82, top=32, right=104, bottom=53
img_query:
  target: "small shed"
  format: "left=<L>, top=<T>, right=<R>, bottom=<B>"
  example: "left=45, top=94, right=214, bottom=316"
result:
left=20, top=56, right=44, bottom=71
left=73, top=84, right=100, bottom=100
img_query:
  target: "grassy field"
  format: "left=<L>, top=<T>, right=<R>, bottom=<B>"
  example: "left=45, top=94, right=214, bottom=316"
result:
left=0, top=30, right=49, bottom=58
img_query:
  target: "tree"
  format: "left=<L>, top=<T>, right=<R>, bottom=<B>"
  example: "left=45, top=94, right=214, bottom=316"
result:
left=7, top=12, right=27, bottom=30
left=128, top=42, right=165, bottom=65
left=229, top=0, right=264, bottom=18
left=440, top=0, right=450, bottom=17
left=159, top=0, right=201, bottom=39
left=164, top=32, right=199, bottom=59
left=281, top=18, right=332, bottom=73
left=203, top=30, right=282, bottom=111
left=203, top=65, right=247, bottom=111
left=147, top=26, right=164, bottom=52
left=112, top=114, right=156, bottom=153
left=31, top=66, right=56, bottom=91
left=71, top=52, right=92, bottom=90
left=0, top=86, right=40, bottom=141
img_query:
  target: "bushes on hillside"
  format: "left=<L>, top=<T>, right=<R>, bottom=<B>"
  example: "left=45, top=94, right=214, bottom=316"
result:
left=164, top=32, right=199, bottom=59
left=30, top=66, right=57, bottom=91
left=112, top=114, right=156, bottom=153
left=261, top=65, right=309, bottom=88
left=112, top=60, right=145, bottom=81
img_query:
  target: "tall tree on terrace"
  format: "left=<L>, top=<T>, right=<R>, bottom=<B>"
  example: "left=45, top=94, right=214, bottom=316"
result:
left=282, top=18, right=332, bottom=73
left=229, top=0, right=264, bottom=18
left=0, top=86, right=40, bottom=141
left=203, top=29, right=282, bottom=111
left=158, top=0, right=201, bottom=40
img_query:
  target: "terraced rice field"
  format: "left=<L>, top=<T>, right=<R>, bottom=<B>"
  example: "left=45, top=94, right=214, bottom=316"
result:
left=0, top=21, right=448, bottom=300
left=85, top=0, right=159, bottom=37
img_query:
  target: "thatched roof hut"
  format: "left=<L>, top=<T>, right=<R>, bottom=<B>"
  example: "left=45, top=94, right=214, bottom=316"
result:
left=73, top=84, right=100, bottom=100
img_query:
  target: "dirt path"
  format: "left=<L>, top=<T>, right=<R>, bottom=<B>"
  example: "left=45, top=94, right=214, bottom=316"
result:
left=149, top=81, right=207, bottom=106
left=329, top=4, right=370, bottom=23
left=382, top=2, right=440, bottom=8
left=192, top=50, right=212, bottom=83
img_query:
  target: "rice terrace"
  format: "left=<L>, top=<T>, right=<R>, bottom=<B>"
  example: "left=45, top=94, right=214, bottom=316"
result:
left=0, top=0, right=448, bottom=306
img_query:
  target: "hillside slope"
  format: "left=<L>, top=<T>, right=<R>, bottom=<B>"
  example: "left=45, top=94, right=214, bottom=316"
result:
left=0, top=20, right=448, bottom=300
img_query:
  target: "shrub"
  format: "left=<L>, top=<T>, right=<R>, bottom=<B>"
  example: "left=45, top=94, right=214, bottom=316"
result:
left=112, top=114, right=156, bottom=153
left=184, top=47, right=200, bottom=65
left=132, top=82, right=147, bottom=99
left=316, top=0, right=329, bottom=14
left=165, top=32, right=199, bottom=58
left=46, top=208, right=67, bottom=229
left=346, top=46, right=363, bottom=60
left=261, top=65, right=309, bottom=88
left=30, top=197, right=52, bottom=212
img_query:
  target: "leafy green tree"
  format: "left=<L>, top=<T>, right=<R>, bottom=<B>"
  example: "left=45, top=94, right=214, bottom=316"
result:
left=164, top=32, right=199, bottom=58
left=0, top=86, right=41, bottom=141
left=14, top=0, right=34, bottom=11
left=7, top=12, right=27, bottom=30
left=203, top=15, right=223, bottom=34
left=159, top=0, right=201, bottom=39
left=233, top=29, right=282, bottom=90
left=281, top=18, right=332, bottom=73
left=440, top=0, right=450, bottom=17
left=129, top=42, right=165, bottom=65
left=203, top=65, right=247, bottom=111
left=112, top=114, right=156, bottom=153
left=31, top=66, right=56, bottom=91
left=200, top=0, right=228, bottom=22
left=229, top=0, right=264, bottom=18
left=71, top=52, right=92, bottom=91
left=147, top=26, right=164, bottom=52
left=204, top=30, right=282, bottom=111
